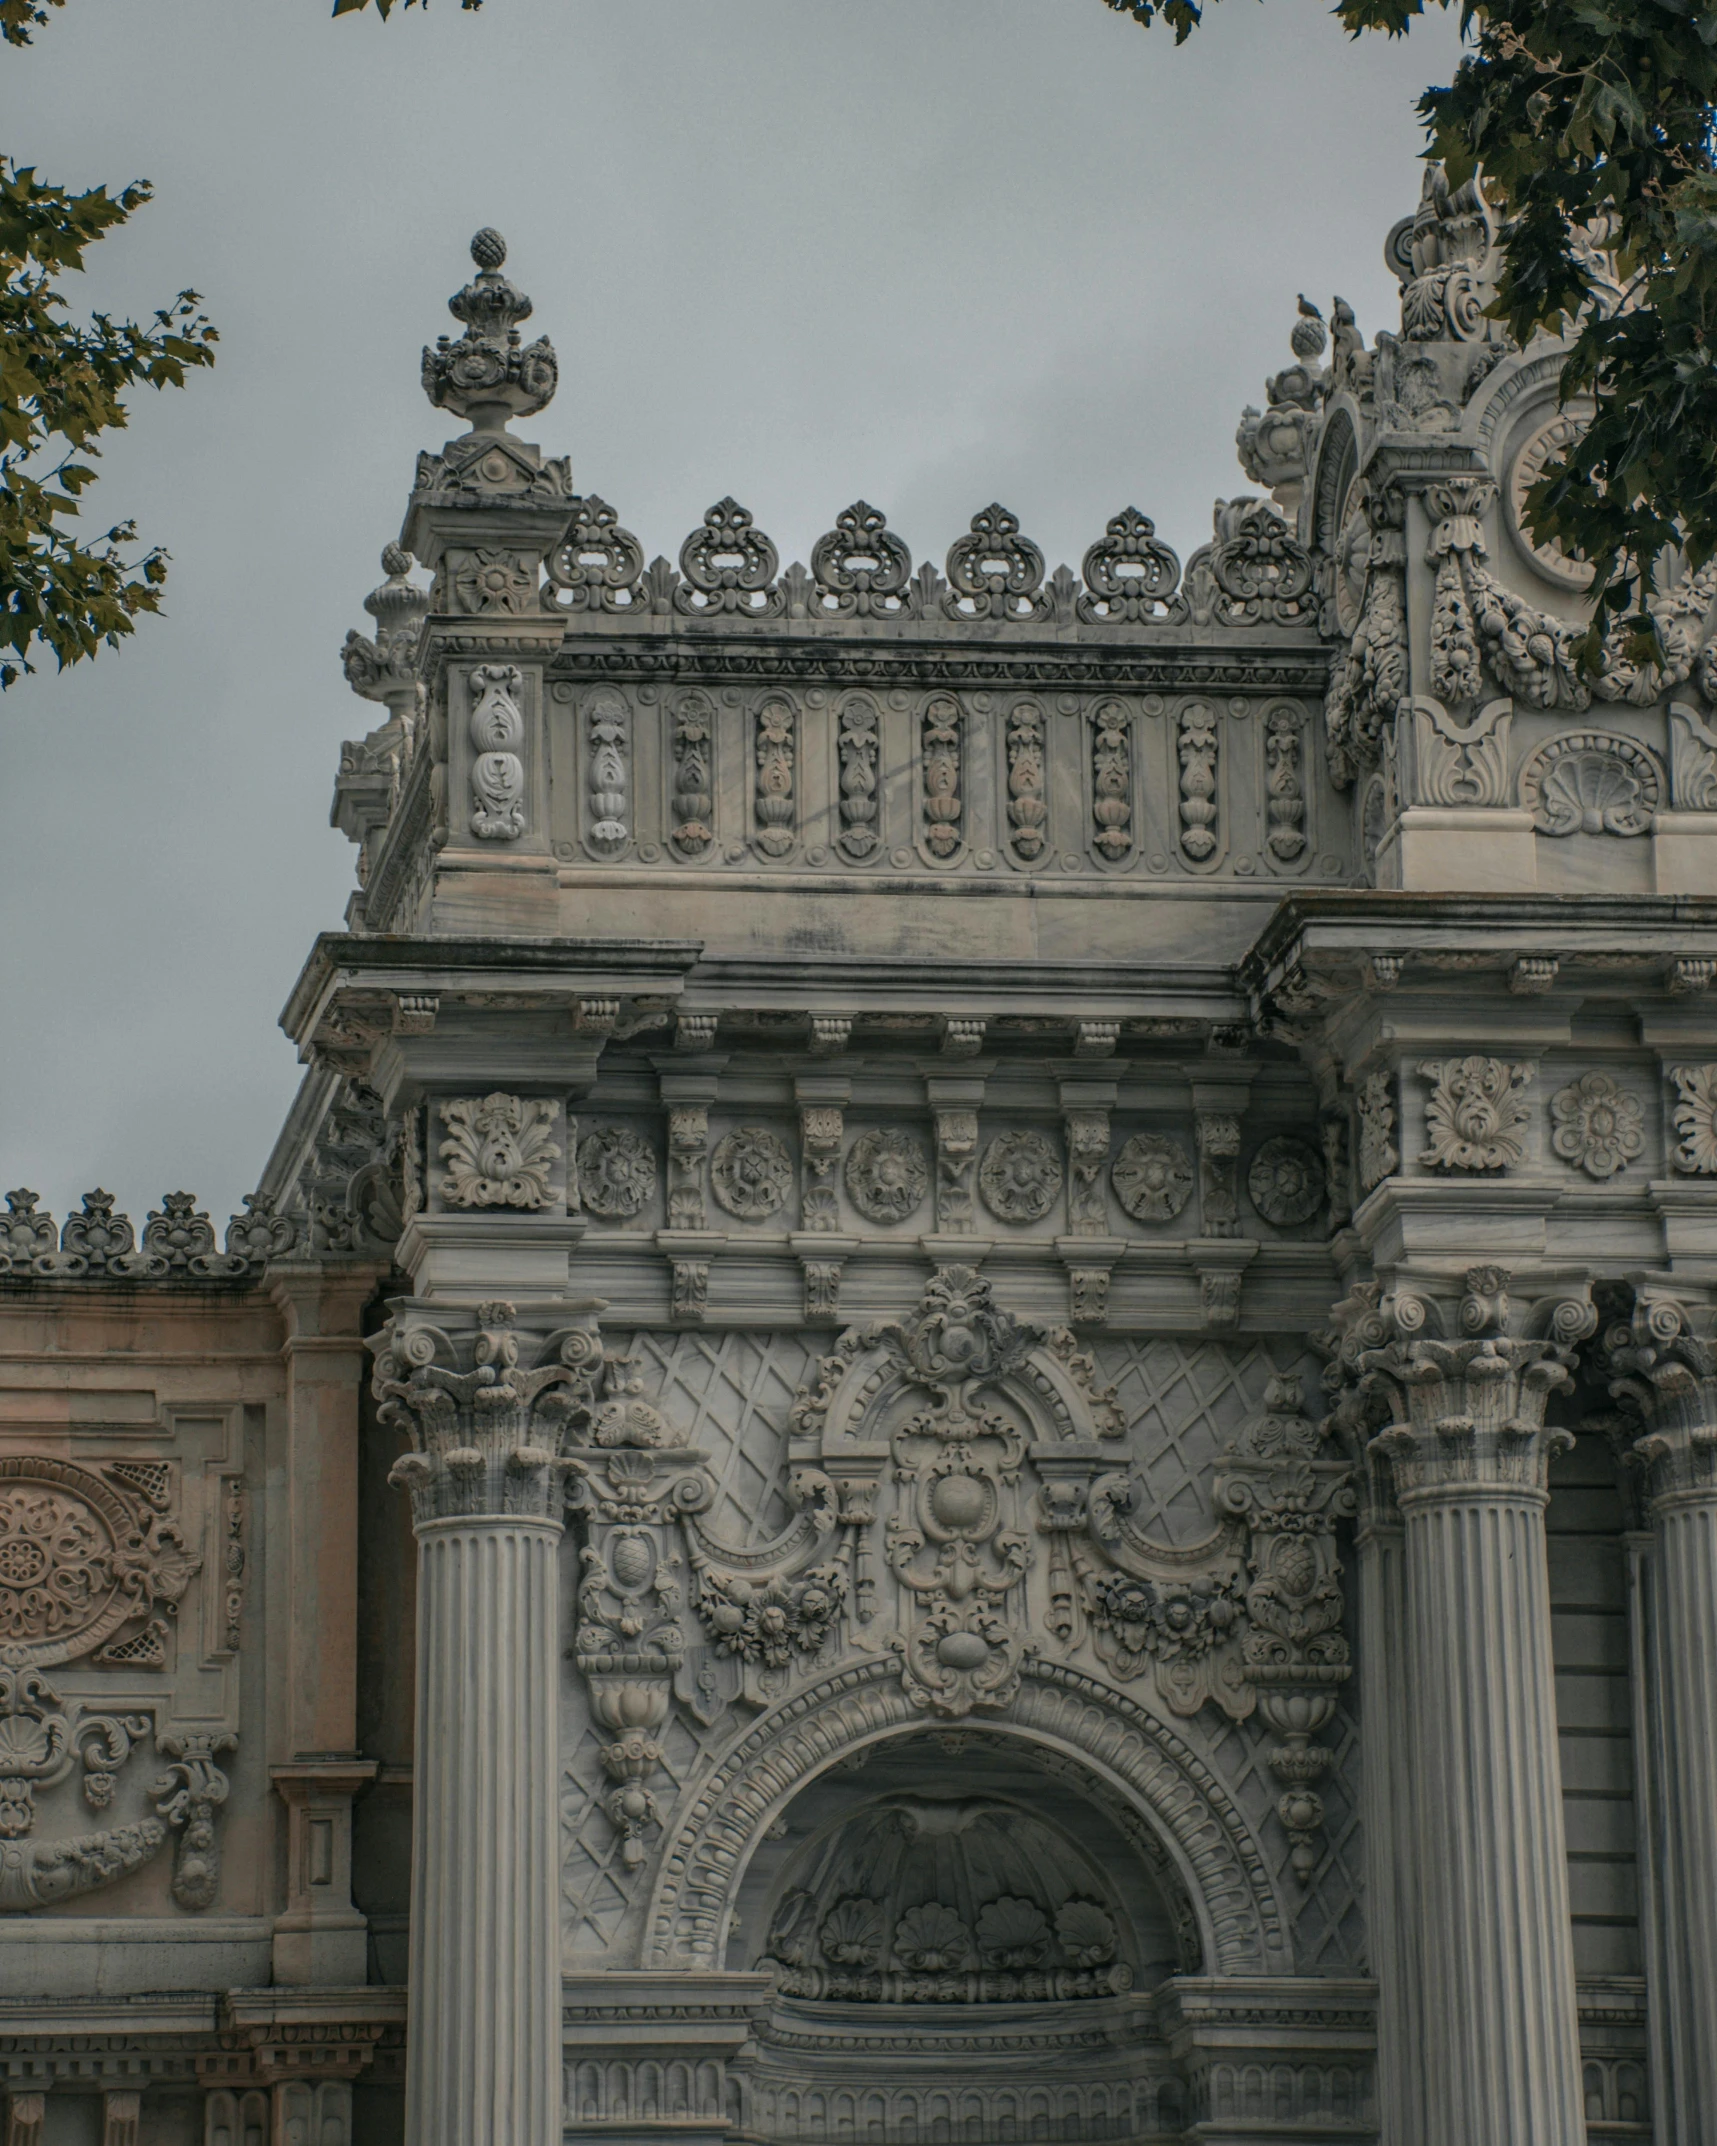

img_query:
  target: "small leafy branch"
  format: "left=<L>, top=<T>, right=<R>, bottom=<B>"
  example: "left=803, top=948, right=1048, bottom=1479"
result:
left=1, top=161, right=217, bottom=689
left=1107, top=0, right=1717, bottom=669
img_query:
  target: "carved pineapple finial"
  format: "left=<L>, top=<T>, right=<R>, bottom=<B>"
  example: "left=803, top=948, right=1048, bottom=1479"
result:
left=420, top=227, right=558, bottom=435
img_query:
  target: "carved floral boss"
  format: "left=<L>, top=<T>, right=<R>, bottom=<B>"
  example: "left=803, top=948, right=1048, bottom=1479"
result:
left=571, top=1269, right=1355, bottom=1884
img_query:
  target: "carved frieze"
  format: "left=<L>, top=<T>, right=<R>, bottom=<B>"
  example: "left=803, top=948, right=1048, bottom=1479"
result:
left=1246, top=1138, right=1326, bottom=1228
left=1671, top=1065, right=1717, bottom=1175
left=835, top=695, right=882, bottom=861
left=1356, top=1072, right=1398, bottom=1191
left=1177, top=704, right=1219, bottom=862
left=1549, top=1072, right=1645, bottom=1180
left=468, top=664, right=527, bottom=841
left=753, top=695, right=796, bottom=859
left=1004, top=701, right=1048, bottom=864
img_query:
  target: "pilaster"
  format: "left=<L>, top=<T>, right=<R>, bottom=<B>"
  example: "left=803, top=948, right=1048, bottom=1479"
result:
left=268, top=1263, right=387, bottom=1987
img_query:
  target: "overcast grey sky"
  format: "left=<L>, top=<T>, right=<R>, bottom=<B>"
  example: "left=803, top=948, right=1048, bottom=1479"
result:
left=1, top=0, right=1462, bottom=1230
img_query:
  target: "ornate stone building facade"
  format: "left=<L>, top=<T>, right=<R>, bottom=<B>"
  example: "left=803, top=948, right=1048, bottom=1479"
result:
left=2, top=176, right=1715, bottom=2145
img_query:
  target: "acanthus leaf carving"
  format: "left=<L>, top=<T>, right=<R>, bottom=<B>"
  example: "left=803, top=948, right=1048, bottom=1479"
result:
left=1419, top=1056, right=1533, bottom=1173
left=1670, top=1065, right=1717, bottom=1175
left=437, top=1093, right=561, bottom=1210
left=1407, top=694, right=1511, bottom=809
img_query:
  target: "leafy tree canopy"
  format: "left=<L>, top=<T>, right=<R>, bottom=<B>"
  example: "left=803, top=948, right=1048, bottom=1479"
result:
left=1106, top=0, right=1717, bottom=665
left=0, top=161, right=217, bottom=689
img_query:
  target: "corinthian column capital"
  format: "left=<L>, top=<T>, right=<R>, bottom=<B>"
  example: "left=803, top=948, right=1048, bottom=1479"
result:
left=373, top=1297, right=604, bottom=1524
left=1354, top=1266, right=1596, bottom=1498
left=1605, top=1289, right=1717, bottom=1507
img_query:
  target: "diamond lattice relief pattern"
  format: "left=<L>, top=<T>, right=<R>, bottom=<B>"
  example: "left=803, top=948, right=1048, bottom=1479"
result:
left=562, top=1708, right=710, bottom=1956
left=1092, top=1339, right=1325, bottom=1544
left=1206, top=1708, right=1366, bottom=1976
left=613, top=1329, right=818, bottom=1549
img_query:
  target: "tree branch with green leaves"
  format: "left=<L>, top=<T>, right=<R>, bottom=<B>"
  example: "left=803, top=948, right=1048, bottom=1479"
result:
left=0, top=161, right=217, bottom=690
left=1108, top=0, right=1717, bottom=667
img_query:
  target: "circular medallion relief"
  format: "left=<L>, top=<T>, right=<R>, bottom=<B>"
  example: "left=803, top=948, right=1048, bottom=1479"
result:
left=978, top=1130, right=1063, bottom=1225
left=1508, top=412, right=1594, bottom=588
left=844, top=1129, right=928, bottom=1225
left=0, top=1457, right=162, bottom=1667
left=1246, top=1137, right=1327, bottom=1228
left=710, top=1127, right=794, bottom=1221
left=577, top=1124, right=657, bottom=1220
left=1110, top=1134, right=1194, bottom=1224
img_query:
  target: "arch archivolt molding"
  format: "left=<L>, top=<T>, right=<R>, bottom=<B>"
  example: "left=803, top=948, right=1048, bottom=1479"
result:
left=639, top=1654, right=1293, bottom=1977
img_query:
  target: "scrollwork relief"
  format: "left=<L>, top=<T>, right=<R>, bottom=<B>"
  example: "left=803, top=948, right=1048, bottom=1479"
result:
left=943, top=505, right=1047, bottom=624
left=0, top=1457, right=200, bottom=1670
left=1077, top=509, right=1180, bottom=623
left=676, top=498, right=783, bottom=618
left=811, top=503, right=912, bottom=619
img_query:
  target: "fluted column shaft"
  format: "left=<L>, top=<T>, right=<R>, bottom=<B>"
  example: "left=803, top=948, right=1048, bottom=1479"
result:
left=1607, top=1294, right=1717, bottom=2142
left=1398, top=1477, right=1584, bottom=2146
left=409, top=1515, right=562, bottom=2146
left=1646, top=1489, right=1717, bottom=2139
left=1355, top=1269, right=1593, bottom=2146
left=375, top=1299, right=604, bottom=2146
left=1353, top=1511, right=1425, bottom=2146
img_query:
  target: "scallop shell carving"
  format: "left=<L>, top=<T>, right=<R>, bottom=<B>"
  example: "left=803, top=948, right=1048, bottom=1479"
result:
left=893, top=1902, right=972, bottom=1971
left=975, top=1895, right=1050, bottom=1966
left=819, top=1895, right=885, bottom=1969
left=1055, top=1898, right=1117, bottom=1968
